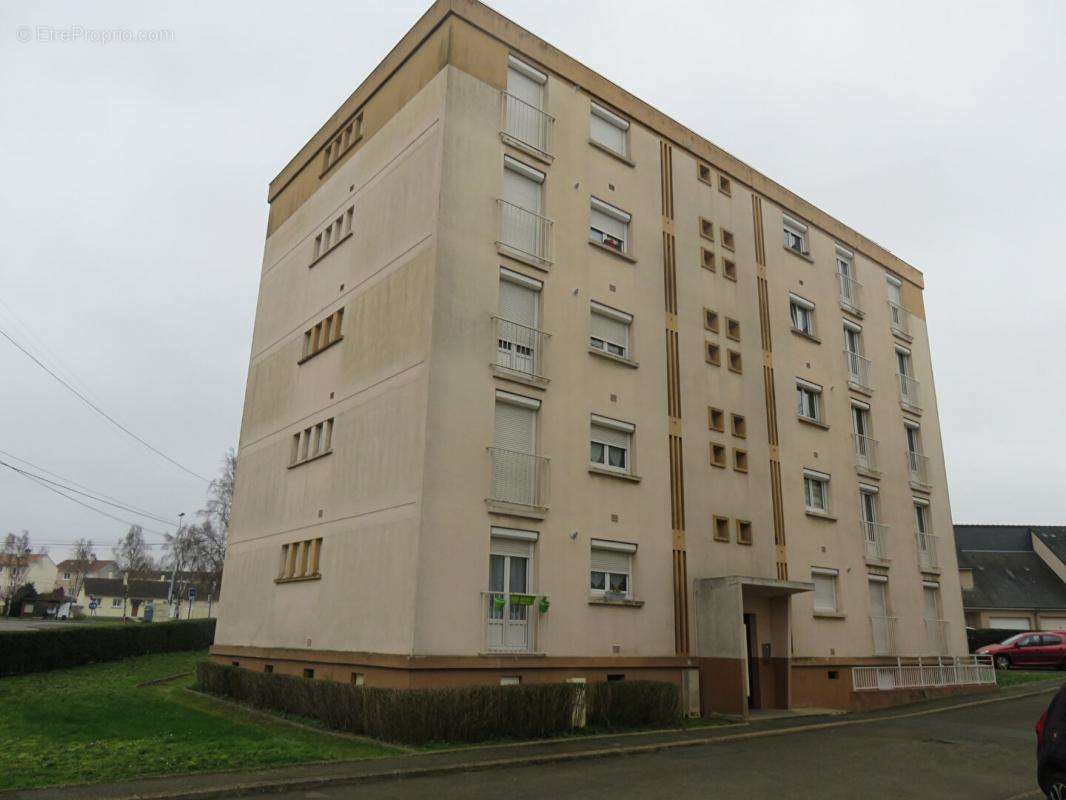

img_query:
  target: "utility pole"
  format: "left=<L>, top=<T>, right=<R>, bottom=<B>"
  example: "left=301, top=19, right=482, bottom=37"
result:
left=167, top=512, right=185, bottom=619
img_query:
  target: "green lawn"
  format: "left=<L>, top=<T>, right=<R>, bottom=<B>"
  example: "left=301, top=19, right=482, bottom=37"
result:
left=0, top=651, right=397, bottom=791
left=997, top=668, right=1065, bottom=688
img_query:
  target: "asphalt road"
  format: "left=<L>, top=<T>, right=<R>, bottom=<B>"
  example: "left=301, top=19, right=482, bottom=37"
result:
left=268, top=692, right=1048, bottom=800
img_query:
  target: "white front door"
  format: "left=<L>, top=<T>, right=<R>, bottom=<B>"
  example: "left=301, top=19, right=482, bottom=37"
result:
left=487, top=538, right=532, bottom=652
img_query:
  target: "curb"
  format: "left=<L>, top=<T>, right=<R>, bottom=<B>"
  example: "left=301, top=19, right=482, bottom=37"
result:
left=10, top=682, right=1057, bottom=800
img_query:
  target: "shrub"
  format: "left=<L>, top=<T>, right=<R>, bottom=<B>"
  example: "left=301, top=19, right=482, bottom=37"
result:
left=196, top=661, right=681, bottom=745
left=0, top=619, right=216, bottom=677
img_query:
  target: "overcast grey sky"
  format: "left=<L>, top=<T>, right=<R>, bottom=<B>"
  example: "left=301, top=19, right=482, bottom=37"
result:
left=1, top=0, right=1063, bottom=561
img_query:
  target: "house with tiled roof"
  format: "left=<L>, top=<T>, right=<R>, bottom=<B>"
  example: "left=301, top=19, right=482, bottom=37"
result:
left=53, top=558, right=120, bottom=596
left=78, top=575, right=220, bottom=620
left=954, top=524, right=1066, bottom=631
left=0, top=553, right=57, bottom=609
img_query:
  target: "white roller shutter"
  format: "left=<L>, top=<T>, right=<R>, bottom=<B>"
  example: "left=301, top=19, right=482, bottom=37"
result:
left=590, top=310, right=628, bottom=348
left=590, top=104, right=628, bottom=156
left=590, top=205, right=628, bottom=241
left=507, top=57, right=545, bottom=108
left=591, top=423, right=629, bottom=450
left=494, top=401, right=534, bottom=454
left=1041, top=618, right=1066, bottom=631
left=491, top=536, right=533, bottom=559
left=989, top=617, right=1030, bottom=631
left=591, top=547, right=631, bottom=574
left=499, top=279, right=538, bottom=328
left=504, top=164, right=542, bottom=213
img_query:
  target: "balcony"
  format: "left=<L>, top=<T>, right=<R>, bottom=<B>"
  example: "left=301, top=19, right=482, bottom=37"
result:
left=853, top=433, right=879, bottom=474
left=897, top=373, right=922, bottom=410
left=925, top=618, right=951, bottom=655
left=493, top=316, right=550, bottom=388
left=888, top=301, right=913, bottom=339
left=482, top=591, right=542, bottom=653
left=844, top=350, right=873, bottom=392
left=916, top=531, right=940, bottom=573
left=870, top=615, right=897, bottom=655
left=907, top=450, right=930, bottom=486
left=487, top=447, right=550, bottom=517
left=500, top=91, right=554, bottom=160
left=838, top=272, right=863, bottom=315
left=862, top=520, right=890, bottom=563
left=853, top=655, right=995, bottom=692
left=496, top=199, right=553, bottom=270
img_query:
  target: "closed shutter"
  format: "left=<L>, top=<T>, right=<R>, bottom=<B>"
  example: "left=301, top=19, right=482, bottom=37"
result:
left=591, top=548, right=631, bottom=574
left=499, top=279, right=538, bottom=328
left=1041, top=618, right=1066, bottom=631
left=591, top=423, right=629, bottom=450
left=504, top=166, right=541, bottom=213
left=813, top=573, right=836, bottom=611
left=868, top=580, right=887, bottom=616
left=590, top=310, right=627, bottom=348
left=590, top=206, right=627, bottom=241
left=922, top=587, right=940, bottom=620
left=491, top=537, right=532, bottom=559
left=494, top=402, right=534, bottom=453
left=590, top=108, right=626, bottom=155
left=507, top=65, right=543, bottom=109
left=989, top=617, right=1029, bottom=630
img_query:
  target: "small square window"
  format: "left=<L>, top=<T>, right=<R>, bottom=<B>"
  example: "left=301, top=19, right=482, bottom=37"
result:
left=713, top=515, right=730, bottom=542
left=719, top=175, right=732, bottom=196
left=698, top=163, right=713, bottom=184
left=733, top=448, right=749, bottom=473
left=231, top=661, right=240, bottom=667
left=726, top=318, right=741, bottom=341
left=721, top=230, right=735, bottom=251
left=500, top=676, right=521, bottom=686
left=352, top=672, right=365, bottom=685
left=699, top=217, right=714, bottom=241
left=736, top=520, right=752, bottom=545
left=704, top=308, right=719, bottom=332
left=727, top=349, right=742, bottom=373
left=264, top=664, right=274, bottom=673
left=708, top=407, right=725, bottom=432
left=723, top=259, right=737, bottom=282
left=705, top=342, right=721, bottom=365
left=701, top=247, right=716, bottom=272
left=711, top=443, right=727, bottom=468
left=303, top=668, right=315, bottom=679
left=731, top=414, right=746, bottom=438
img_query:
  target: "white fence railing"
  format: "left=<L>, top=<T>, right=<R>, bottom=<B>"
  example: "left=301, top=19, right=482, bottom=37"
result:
left=898, top=373, right=922, bottom=408
left=488, top=447, right=550, bottom=509
left=493, top=316, right=549, bottom=380
left=863, top=520, right=890, bottom=562
left=845, top=350, right=873, bottom=391
left=482, top=591, right=542, bottom=653
left=853, top=655, right=996, bottom=692
left=907, top=450, right=930, bottom=485
left=917, top=531, right=940, bottom=572
left=854, top=433, right=879, bottom=473
left=888, top=301, right=912, bottom=337
left=501, top=92, right=554, bottom=157
left=496, top=199, right=553, bottom=269
left=838, top=272, right=863, bottom=312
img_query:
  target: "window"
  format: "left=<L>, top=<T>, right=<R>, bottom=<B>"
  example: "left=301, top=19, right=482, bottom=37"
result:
left=503, top=156, right=544, bottom=214
left=789, top=294, right=816, bottom=337
left=699, top=217, right=714, bottom=241
left=886, top=275, right=903, bottom=307
left=290, top=418, right=334, bottom=466
left=589, top=302, right=632, bottom=359
left=733, top=448, right=748, bottom=473
left=704, top=308, right=719, bottom=333
left=311, top=205, right=355, bottom=265
left=726, top=318, right=740, bottom=341
left=63, top=571, right=71, bottom=580
left=701, top=247, right=716, bottom=271
left=589, top=198, right=631, bottom=254
left=922, top=583, right=942, bottom=621
left=590, top=415, right=634, bottom=474
left=303, top=668, right=315, bottom=679
left=731, top=413, right=746, bottom=438
left=906, top=422, right=923, bottom=456
left=812, top=568, right=839, bottom=613
left=721, top=229, right=735, bottom=252
left=278, top=538, right=323, bottom=581
left=914, top=499, right=930, bottom=536
left=803, top=470, right=830, bottom=514
left=783, top=215, right=809, bottom=255
left=110, top=597, right=122, bottom=608
left=713, top=515, right=731, bottom=542
left=736, top=520, right=752, bottom=545
left=265, top=665, right=274, bottom=674
left=718, top=175, right=732, bottom=196
left=698, top=162, right=713, bottom=184
left=301, top=308, right=345, bottom=362
left=590, top=539, right=635, bottom=597
left=507, top=55, right=546, bottom=110
left=504, top=55, right=548, bottom=152
left=496, top=268, right=542, bottom=375
left=708, top=407, right=725, bottom=432
left=895, top=347, right=913, bottom=378
left=837, top=248, right=860, bottom=309
left=710, top=443, right=727, bottom=468
left=500, top=676, right=521, bottom=686
left=705, top=342, right=721, bottom=365
left=727, top=350, right=742, bottom=373
left=321, top=112, right=363, bottom=174
left=589, top=103, right=629, bottom=158
left=352, top=672, right=365, bottom=685
left=723, top=259, right=737, bottom=282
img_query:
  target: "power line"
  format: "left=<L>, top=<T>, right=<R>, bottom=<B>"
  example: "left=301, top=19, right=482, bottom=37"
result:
left=0, top=324, right=210, bottom=483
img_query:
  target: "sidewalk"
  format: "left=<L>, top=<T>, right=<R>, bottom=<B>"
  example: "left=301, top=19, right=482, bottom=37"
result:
left=6, top=679, right=1059, bottom=800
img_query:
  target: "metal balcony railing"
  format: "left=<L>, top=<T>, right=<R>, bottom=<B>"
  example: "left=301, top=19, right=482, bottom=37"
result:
left=482, top=591, right=540, bottom=653
left=888, top=301, right=912, bottom=337
left=853, top=655, right=995, bottom=692
left=870, top=615, right=897, bottom=655
left=907, top=450, right=930, bottom=485
left=493, top=316, right=549, bottom=380
left=897, top=373, right=922, bottom=408
left=854, top=433, right=879, bottom=473
left=838, top=272, right=863, bottom=312
left=488, top=447, right=550, bottom=510
left=917, top=531, right=940, bottom=572
left=925, top=619, right=951, bottom=655
left=845, top=350, right=873, bottom=391
left=500, top=92, right=554, bottom=158
left=496, top=199, right=553, bottom=269
left=862, top=520, right=890, bottom=562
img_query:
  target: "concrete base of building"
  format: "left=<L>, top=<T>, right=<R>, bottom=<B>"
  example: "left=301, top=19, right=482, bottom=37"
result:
left=790, top=661, right=996, bottom=711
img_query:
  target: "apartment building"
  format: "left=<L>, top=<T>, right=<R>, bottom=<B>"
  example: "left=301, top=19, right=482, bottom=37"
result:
left=212, top=0, right=977, bottom=714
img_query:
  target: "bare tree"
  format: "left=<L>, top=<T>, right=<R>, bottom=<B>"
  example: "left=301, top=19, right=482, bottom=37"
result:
left=203, top=449, right=235, bottom=536
left=113, top=525, right=154, bottom=577
left=2, top=531, right=32, bottom=617
left=67, top=538, right=96, bottom=600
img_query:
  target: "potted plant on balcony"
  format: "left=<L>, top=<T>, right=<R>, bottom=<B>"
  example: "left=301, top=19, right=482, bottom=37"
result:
left=538, top=596, right=550, bottom=613
left=492, top=595, right=506, bottom=613
left=510, top=593, right=535, bottom=606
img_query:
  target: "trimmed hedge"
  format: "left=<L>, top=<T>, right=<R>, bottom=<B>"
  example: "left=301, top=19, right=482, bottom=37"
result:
left=196, top=661, right=681, bottom=745
left=0, top=619, right=216, bottom=677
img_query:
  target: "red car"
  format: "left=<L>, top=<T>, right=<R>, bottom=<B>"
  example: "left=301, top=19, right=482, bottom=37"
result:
left=978, top=631, right=1066, bottom=670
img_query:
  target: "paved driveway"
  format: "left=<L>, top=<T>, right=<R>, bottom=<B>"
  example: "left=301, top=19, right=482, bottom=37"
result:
left=266, top=692, right=1048, bottom=800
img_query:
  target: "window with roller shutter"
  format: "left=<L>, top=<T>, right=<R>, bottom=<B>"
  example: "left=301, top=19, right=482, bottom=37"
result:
left=589, top=103, right=629, bottom=158
left=589, top=197, right=630, bottom=253
left=497, top=269, right=542, bottom=375
left=589, top=415, right=633, bottom=474
left=589, top=301, right=631, bottom=358
left=590, top=539, right=635, bottom=597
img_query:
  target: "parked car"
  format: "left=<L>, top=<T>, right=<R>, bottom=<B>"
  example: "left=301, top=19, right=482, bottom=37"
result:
left=1037, top=686, right=1066, bottom=797
left=978, top=632, right=1066, bottom=670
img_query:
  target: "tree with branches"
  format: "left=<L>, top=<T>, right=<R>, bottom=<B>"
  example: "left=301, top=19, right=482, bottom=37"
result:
left=2, top=531, right=33, bottom=617
left=112, top=525, right=154, bottom=577
left=67, top=538, right=96, bottom=601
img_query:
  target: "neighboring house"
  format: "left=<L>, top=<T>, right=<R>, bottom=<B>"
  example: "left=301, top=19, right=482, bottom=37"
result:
left=211, top=0, right=974, bottom=715
left=53, top=558, right=120, bottom=596
left=955, top=525, right=1066, bottom=631
left=78, top=576, right=220, bottom=620
left=0, top=553, right=58, bottom=602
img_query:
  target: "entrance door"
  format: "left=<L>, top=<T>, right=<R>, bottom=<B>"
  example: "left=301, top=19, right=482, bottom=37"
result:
left=487, top=538, right=532, bottom=652
left=743, top=613, right=760, bottom=710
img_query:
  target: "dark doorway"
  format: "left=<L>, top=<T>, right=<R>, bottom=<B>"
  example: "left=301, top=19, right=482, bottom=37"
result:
left=743, top=613, right=760, bottom=710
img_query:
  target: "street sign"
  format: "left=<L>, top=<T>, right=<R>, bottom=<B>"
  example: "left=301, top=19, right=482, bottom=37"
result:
left=88, top=601, right=98, bottom=610
left=188, top=586, right=197, bottom=600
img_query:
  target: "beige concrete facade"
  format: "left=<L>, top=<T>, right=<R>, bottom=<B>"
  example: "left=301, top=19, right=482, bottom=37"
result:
left=213, top=0, right=969, bottom=714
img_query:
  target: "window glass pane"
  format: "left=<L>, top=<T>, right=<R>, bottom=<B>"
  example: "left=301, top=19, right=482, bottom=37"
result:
left=609, top=573, right=628, bottom=593
left=590, top=441, right=605, bottom=464
left=590, top=571, right=606, bottom=591
left=509, top=556, right=528, bottom=593
left=489, top=554, right=505, bottom=592
left=608, top=445, right=627, bottom=469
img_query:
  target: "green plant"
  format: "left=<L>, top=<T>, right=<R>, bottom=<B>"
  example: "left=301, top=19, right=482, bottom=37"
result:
left=586, top=680, right=682, bottom=729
